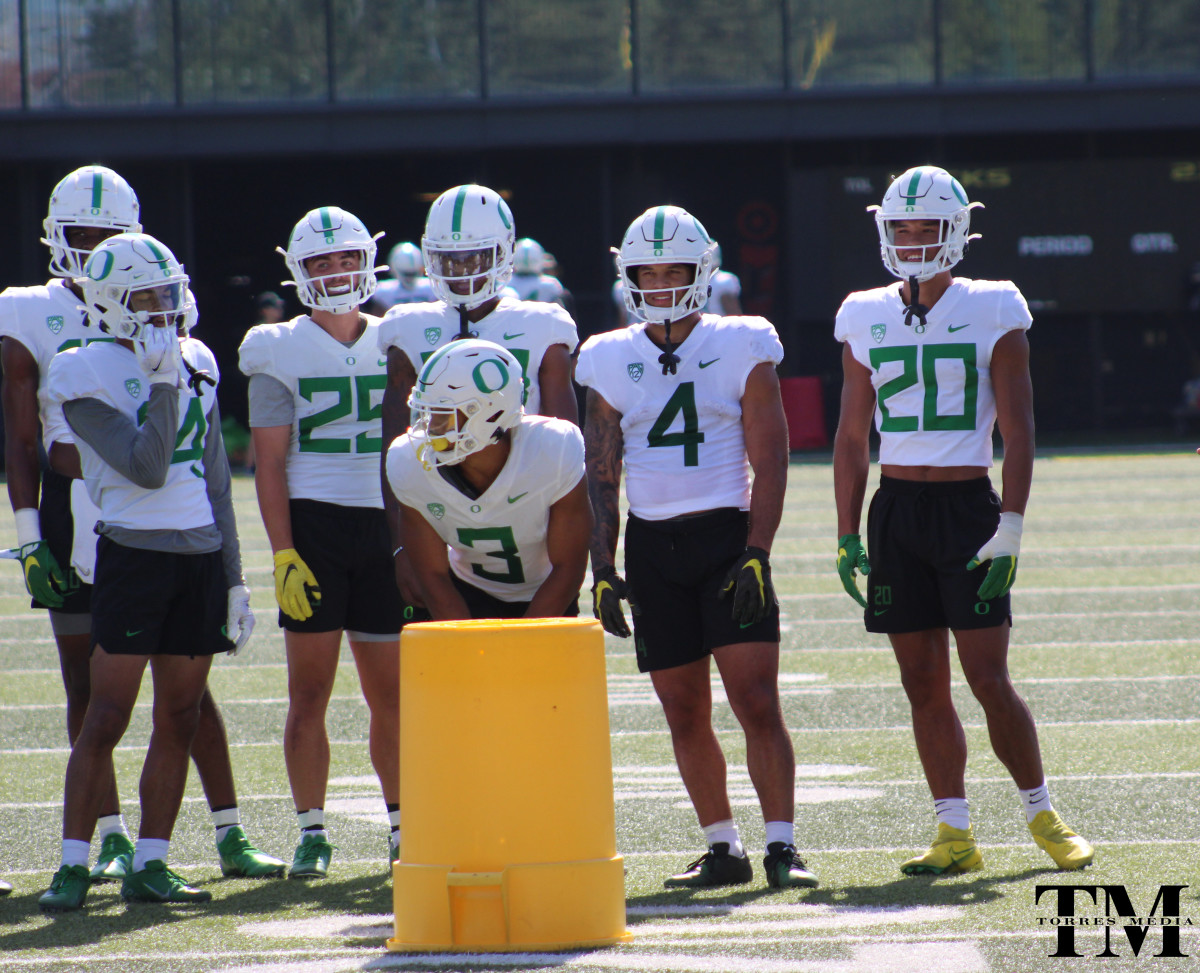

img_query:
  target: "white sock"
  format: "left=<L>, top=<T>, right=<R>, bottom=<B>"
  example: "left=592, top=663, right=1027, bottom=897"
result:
left=62, top=839, right=90, bottom=868
left=1019, top=782, right=1053, bottom=823
left=133, top=838, right=170, bottom=871
left=934, top=797, right=971, bottom=831
left=212, top=806, right=240, bottom=844
left=298, top=808, right=327, bottom=842
left=764, top=821, right=795, bottom=849
left=388, top=806, right=401, bottom=852
left=96, top=814, right=129, bottom=841
left=702, top=819, right=745, bottom=858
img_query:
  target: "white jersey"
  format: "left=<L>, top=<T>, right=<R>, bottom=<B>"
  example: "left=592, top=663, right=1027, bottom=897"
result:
left=373, top=276, right=435, bottom=308
left=377, top=295, right=577, bottom=416
left=386, top=415, right=584, bottom=602
left=509, top=273, right=565, bottom=306
left=834, top=278, right=1032, bottom=467
left=703, top=270, right=742, bottom=314
left=238, top=315, right=387, bottom=508
left=575, top=315, right=783, bottom=521
left=42, top=338, right=221, bottom=532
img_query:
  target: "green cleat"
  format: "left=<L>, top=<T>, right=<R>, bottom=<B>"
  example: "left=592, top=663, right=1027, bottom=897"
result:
left=901, top=823, right=983, bottom=876
left=763, top=842, right=819, bottom=889
left=663, top=842, right=753, bottom=889
left=89, top=832, right=134, bottom=884
left=289, top=833, right=333, bottom=879
left=39, top=865, right=90, bottom=913
left=217, top=826, right=286, bottom=878
left=1030, top=810, right=1094, bottom=870
left=121, top=860, right=211, bottom=904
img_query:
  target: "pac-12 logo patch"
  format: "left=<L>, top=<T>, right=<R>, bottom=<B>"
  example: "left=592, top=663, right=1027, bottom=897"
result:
left=425, top=327, right=441, bottom=345
left=427, top=502, right=445, bottom=520
left=46, top=315, right=64, bottom=335
left=627, top=362, right=644, bottom=382
left=871, top=323, right=887, bottom=344
left=125, top=378, right=142, bottom=398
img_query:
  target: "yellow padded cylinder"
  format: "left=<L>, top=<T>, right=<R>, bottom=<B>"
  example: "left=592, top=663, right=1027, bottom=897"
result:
left=388, top=617, right=630, bottom=951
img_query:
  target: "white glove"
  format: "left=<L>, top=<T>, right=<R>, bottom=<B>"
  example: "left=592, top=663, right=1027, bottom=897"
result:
left=225, top=584, right=255, bottom=655
left=967, top=511, right=1023, bottom=600
left=134, top=326, right=182, bottom=386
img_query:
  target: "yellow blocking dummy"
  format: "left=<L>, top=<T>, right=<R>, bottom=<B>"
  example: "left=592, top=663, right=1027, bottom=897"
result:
left=389, top=618, right=630, bottom=951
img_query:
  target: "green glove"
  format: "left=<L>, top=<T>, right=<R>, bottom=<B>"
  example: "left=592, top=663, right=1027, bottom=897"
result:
left=836, top=534, right=870, bottom=608
left=20, top=540, right=67, bottom=608
left=273, top=548, right=322, bottom=621
left=719, top=547, right=777, bottom=627
left=592, top=565, right=636, bottom=638
left=967, top=512, right=1023, bottom=601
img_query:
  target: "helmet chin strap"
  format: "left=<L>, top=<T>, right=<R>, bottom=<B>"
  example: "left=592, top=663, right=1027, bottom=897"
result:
left=658, top=318, right=681, bottom=376
left=456, top=306, right=472, bottom=340
left=903, top=276, right=929, bottom=332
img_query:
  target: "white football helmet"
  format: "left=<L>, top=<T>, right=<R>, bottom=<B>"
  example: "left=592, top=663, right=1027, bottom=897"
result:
left=42, top=166, right=142, bottom=278
left=512, top=237, right=546, bottom=276
left=869, top=166, right=982, bottom=282
left=81, top=233, right=194, bottom=340
left=407, top=338, right=524, bottom=467
left=421, top=185, right=515, bottom=309
left=614, top=205, right=716, bottom=323
left=388, top=241, right=424, bottom=280
left=279, top=206, right=383, bottom=313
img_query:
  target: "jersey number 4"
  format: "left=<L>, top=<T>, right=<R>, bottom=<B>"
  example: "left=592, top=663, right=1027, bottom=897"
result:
left=647, top=381, right=705, bottom=467
left=869, top=343, right=978, bottom=432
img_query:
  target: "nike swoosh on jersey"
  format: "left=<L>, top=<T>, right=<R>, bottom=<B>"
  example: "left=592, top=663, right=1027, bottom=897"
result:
left=946, top=323, right=973, bottom=333
left=502, top=332, right=526, bottom=340
left=377, top=358, right=388, bottom=366
left=699, top=358, right=720, bottom=368
left=507, top=492, right=529, bottom=504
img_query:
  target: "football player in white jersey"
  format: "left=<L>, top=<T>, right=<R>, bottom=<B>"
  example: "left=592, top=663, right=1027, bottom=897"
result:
left=832, top=165, right=1094, bottom=875
left=366, top=241, right=434, bottom=314
left=2, top=167, right=282, bottom=893
left=379, top=185, right=579, bottom=609
left=702, top=243, right=743, bottom=316
left=37, top=234, right=257, bottom=911
left=577, top=205, right=815, bottom=892
left=240, top=206, right=409, bottom=879
left=509, top=237, right=567, bottom=307
left=386, top=339, right=589, bottom=619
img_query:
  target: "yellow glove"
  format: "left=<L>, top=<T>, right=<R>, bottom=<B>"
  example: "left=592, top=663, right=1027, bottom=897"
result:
left=272, top=548, right=321, bottom=621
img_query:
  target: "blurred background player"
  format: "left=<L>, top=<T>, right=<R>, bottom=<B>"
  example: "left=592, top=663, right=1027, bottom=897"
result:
left=577, top=204, right=815, bottom=891
left=38, top=233, right=255, bottom=910
left=1, top=165, right=281, bottom=889
left=832, top=165, right=1094, bottom=875
left=379, top=184, right=579, bottom=611
left=509, top=237, right=568, bottom=308
left=366, top=241, right=434, bottom=314
left=239, top=206, right=408, bottom=878
left=386, top=339, right=589, bottom=621
left=702, top=243, right=743, bottom=316
left=254, top=290, right=288, bottom=325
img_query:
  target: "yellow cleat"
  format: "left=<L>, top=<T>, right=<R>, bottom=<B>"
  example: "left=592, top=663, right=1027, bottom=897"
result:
left=1029, top=810, right=1094, bottom=870
left=900, top=823, right=983, bottom=875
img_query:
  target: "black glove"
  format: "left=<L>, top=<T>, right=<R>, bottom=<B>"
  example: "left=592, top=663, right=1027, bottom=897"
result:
left=592, top=565, right=637, bottom=638
left=719, top=546, right=777, bottom=627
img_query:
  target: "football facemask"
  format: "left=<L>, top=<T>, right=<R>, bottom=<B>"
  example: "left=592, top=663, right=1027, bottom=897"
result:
left=421, top=185, right=515, bottom=309
left=407, top=338, right=524, bottom=468
left=614, top=205, right=716, bottom=323
left=869, top=166, right=982, bottom=283
left=42, top=166, right=142, bottom=279
left=81, top=233, right=194, bottom=340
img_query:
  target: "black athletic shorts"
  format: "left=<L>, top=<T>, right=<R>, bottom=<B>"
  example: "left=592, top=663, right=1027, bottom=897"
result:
left=865, top=475, right=1012, bottom=633
left=91, top=536, right=231, bottom=656
left=33, top=469, right=92, bottom=614
left=624, top=508, right=780, bottom=673
left=283, top=498, right=408, bottom=636
left=450, top=572, right=580, bottom=620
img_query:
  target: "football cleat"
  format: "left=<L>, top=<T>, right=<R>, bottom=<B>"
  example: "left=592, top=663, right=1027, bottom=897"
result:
left=90, top=832, right=134, bottom=884
left=1029, top=810, right=1094, bottom=870
left=663, top=842, right=753, bottom=889
left=900, top=823, right=983, bottom=875
left=217, top=826, right=286, bottom=878
left=289, top=833, right=333, bottom=879
left=0, top=878, right=11, bottom=896
left=763, top=842, right=820, bottom=889
left=38, top=865, right=90, bottom=912
left=121, top=860, right=211, bottom=904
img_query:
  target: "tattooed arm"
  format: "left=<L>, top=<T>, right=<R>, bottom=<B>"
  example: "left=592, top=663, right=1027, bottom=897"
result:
left=583, top=387, right=624, bottom=573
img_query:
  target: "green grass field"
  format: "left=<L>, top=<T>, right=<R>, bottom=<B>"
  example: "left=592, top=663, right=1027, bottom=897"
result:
left=1, top=451, right=1198, bottom=972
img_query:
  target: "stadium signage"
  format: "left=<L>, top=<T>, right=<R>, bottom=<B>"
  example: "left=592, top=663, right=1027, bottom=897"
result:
left=1018, top=235, right=1094, bottom=257
left=1035, top=884, right=1191, bottom=958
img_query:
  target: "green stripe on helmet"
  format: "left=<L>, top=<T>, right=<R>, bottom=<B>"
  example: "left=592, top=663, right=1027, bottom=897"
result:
left=903, top=169, right=924, bottom=206
left=90, top=172, right=104, bottom=211
left=497, top=198, right=512, bottom=230
left=417, top=340, right=457, bottom=387
left=653, top=207, right=666, bottom=242
left=143, top=238, right=172, bottom=276
left=950, top=178, right=968, bottom=205
left=451, top=187, right=469, bottom=233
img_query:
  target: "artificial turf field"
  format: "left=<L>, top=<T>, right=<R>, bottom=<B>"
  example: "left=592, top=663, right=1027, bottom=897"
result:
left=1, top=450, right=1198, bottom=972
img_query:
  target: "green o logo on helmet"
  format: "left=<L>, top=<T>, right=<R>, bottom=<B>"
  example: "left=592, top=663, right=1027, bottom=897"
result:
left=86, top=249, right=115, bottom=281
left=472, top=358, right=509, bottom=393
